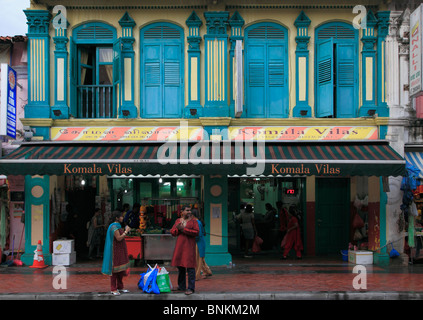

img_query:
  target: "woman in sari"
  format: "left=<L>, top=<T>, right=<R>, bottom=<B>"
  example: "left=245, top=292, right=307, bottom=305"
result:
left=102, top=211, right=131, bottom=296
left=192, top=209, right=212, bottom=280
left=281, top=206, right=303, bottom=260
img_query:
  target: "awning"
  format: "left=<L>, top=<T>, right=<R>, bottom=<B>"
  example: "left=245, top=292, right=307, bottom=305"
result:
left=405, top=147, right=423, bottom=179
left=0, top=140, right=405, bottom=177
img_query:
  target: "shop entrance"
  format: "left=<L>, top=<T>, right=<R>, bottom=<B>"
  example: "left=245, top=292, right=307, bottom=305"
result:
left=66, top=187, right=96, bottom=259
left=315, top=178, right=350, bottom=255
left=228, top=177, right=305, bottom=256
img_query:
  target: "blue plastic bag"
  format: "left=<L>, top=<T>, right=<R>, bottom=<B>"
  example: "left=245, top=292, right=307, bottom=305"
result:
left=143, top=267, right=160, bottom=294
left=138, top=265, right=160, bottom=294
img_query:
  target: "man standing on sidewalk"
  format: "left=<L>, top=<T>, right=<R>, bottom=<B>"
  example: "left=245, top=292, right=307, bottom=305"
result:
left=170, top=205, right=199, bottom=295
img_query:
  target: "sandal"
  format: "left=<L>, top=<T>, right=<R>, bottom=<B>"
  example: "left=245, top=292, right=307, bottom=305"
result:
left=185, top=290, right=195, bottom=295
left=111, top=291, right=120, bottom=296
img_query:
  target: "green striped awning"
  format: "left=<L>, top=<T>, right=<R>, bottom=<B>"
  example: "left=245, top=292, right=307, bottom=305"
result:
left=0, top=140, right=405, bottom=177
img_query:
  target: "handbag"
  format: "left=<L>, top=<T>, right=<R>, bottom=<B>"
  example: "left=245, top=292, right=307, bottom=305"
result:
left=252, top=235, right=263, bottom=253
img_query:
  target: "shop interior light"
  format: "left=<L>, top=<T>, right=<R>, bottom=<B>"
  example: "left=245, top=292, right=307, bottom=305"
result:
left=159, top=178, right=163, bottom=183
left=80, top=179, right=86, bottom=186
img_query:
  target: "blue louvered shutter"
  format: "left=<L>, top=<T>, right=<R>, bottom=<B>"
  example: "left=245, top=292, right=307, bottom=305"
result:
left=246, top=43, right=266, bottom=117
left=336, top=43, right=357, bottom=118
left=268, top=43, right=288, bottom=117
left=246, top=23, right=288, bottom=118
left=142, top=23, right=183, bottom=118
left=143, top=43, right=162, bottom=117
left=163, top=43, right=182, bottom=117
left=316, top=38, right=334, bottom=118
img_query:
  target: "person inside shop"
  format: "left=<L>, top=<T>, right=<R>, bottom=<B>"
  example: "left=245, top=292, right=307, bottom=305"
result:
left=123, top=203, right=140, bottom=230
left=236, top=204, right=257, bottom=258
left=277, top=201, right=289, bottom=250
left=170, top=205, right=199, bottom=295
left=101, top=210, right=131, bottom=296
left=121, top=203, right=130, bottom=216
left=263, top=203, right=277, bottom=248
left=87, top=208, right=105, bottom=260
left=280, top=205, right=303, bottom=260
left=192, top=208, right=212, bottom=280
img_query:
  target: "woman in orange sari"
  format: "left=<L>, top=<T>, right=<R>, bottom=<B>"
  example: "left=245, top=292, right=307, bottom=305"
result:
left=281, top=206, right=303, bottom=260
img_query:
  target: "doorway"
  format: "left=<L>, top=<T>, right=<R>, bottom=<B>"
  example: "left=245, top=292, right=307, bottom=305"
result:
left=66, top=187, right=96, bottom=259
left=315, top=178, right=350, bottom=255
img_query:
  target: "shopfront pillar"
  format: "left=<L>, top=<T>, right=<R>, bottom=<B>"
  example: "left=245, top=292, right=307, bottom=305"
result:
left=21, top=175, right=51, bottom=265
left=203, top=174, right=231, bottom=266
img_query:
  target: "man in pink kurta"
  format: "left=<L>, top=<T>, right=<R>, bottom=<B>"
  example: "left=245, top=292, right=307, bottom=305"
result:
left=171, top=206, right=199, bottom=295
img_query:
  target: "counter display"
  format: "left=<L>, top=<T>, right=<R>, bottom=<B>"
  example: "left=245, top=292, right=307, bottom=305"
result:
left=142, top=234, right=177, bottom=261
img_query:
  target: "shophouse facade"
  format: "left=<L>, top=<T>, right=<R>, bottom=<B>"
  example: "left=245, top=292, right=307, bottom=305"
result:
left=0, top=0, right=408, bottom=266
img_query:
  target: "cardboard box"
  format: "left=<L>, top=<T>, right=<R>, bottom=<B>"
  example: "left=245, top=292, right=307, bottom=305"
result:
left=53, top=240, right=75, bottom=254
left=52, top=252, right=76, bottom=266
left=348, top=250, right=373, bottom=265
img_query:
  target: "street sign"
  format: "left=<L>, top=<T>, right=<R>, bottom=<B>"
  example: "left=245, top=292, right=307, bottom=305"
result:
left=0, top=64, right=17, bottom=139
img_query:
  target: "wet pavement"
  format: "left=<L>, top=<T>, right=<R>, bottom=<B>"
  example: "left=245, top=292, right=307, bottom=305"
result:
left=1, top=251, right=423, bottom=301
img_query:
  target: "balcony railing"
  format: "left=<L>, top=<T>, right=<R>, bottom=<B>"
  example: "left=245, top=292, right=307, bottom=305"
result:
left=77, top=85, right=115, bottom=118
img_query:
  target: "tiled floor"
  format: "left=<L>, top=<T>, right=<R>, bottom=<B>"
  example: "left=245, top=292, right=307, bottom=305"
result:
left=1, top=253, right=423, bottom=295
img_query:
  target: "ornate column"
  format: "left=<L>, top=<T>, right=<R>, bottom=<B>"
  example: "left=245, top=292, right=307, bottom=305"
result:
left=51, top=13, right=69, bottom=119
left=24, top=10, right=51, bottom=119
left=185, top=11, right=203, bottom=118
left=119, top=12, right=137, bottom=118
left=359, top=11, right=378, bottom=117
left=376, top=11, right=391, bottom=117
left=293, top=11, right=312, bottom=117
left=203, top=11, right=229, bottom=117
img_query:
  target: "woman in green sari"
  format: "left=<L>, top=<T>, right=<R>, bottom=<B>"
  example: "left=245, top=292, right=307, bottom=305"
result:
left=102, top=211, right=131, bottom=296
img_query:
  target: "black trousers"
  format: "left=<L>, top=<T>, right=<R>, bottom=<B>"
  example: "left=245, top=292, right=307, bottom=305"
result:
left=177, top=266, right=195, bottom=291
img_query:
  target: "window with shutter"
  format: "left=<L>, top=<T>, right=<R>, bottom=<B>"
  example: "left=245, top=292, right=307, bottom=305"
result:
left=245, top=23, right=288, bottom=118
left=141, top=23, right=184, bottom=118
left=315, top=22, right=358, bottom=118
left=70, top=22, right=117, bottom=118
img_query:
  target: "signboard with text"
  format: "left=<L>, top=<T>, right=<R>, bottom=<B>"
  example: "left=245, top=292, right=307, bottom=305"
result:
left=410, top=5, right=423, bottom=97
left=0, top=64, right=17, bottom=139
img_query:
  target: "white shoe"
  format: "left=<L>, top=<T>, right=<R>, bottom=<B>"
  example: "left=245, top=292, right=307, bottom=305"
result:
left=119, top=289, right=130, bottom=293
left=111, top=291, right=120, bottom=296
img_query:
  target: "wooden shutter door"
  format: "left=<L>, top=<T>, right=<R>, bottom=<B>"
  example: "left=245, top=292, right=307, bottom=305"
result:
left=267, top=43, right=287, bottom=118
left=143, top=43, right=162, bottom=118
left=336, top=42, right=357, bottom=118
left=163, top=43, right=182, bottom=117
left=246, top=43, right=266, bottom=117
left=316, top=38, right=334, bottom=118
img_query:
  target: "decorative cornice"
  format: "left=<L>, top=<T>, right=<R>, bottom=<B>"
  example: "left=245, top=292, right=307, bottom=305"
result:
left=226, top=4, right=378, bottom=10
left=52, top=118, right=203, bottom=127
left=200, top=117, right=232, bottom=127
left=294, top=10, right=311, bottom=28
left=21, top=117, right=391, bottom=128
left=24, top=10, right=51, bottom=35
left=186, top=11, right=202, bottom=28
left=55, top=5, right=207, bottom=10
left=119, top=11, right=136, bottom=28
left=376, top=11, right=391, bottom=39
left=204, top=11, right=229, bottom=35
left=20, top=118, right=54, bottom=127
